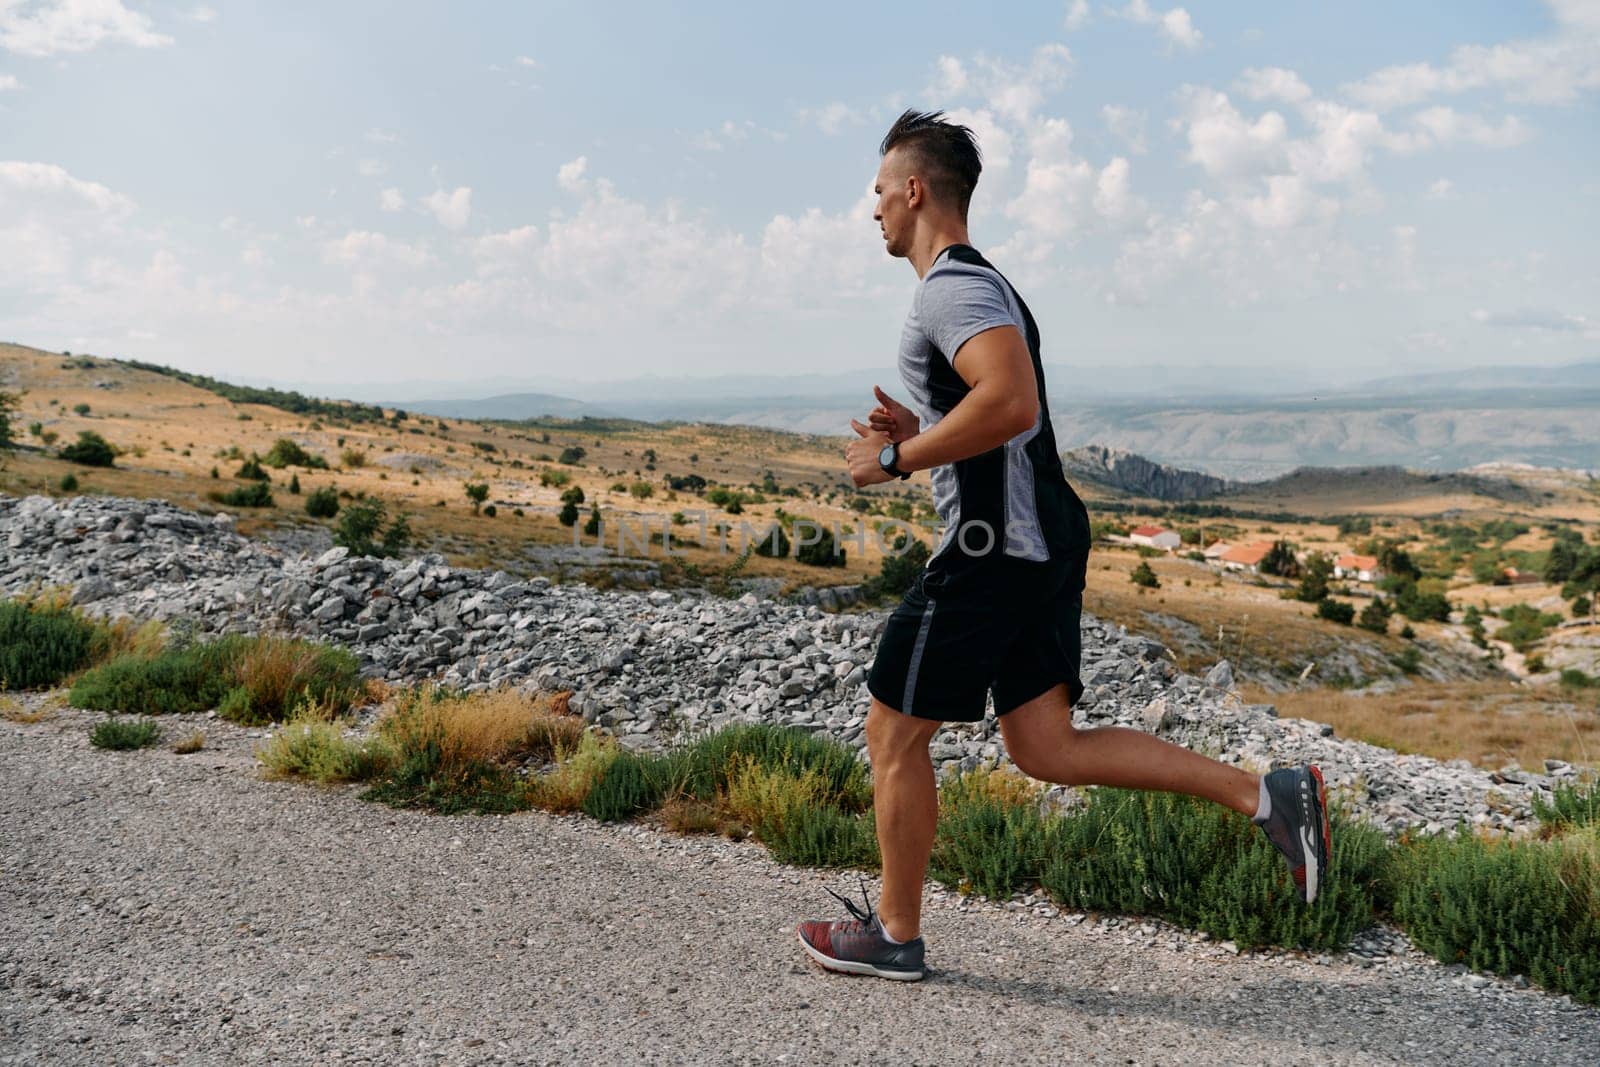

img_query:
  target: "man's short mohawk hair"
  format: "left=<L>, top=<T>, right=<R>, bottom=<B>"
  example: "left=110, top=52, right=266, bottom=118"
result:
left=879, top=109, right=983, bottom=218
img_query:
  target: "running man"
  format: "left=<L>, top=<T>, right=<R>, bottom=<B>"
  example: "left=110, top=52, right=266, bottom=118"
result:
left=797, top=111, right=1330, bottom=982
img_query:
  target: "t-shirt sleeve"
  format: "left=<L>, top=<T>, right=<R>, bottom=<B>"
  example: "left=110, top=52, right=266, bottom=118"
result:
left=917, top=265, right=1018, bottom=368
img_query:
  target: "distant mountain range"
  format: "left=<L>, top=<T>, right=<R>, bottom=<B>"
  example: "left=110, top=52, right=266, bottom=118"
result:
left=364, top=359, right=1600, bottom=478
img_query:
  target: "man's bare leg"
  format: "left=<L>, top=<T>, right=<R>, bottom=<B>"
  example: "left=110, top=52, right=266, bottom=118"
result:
left=998, top=683, right=1260, bottom=815
left=865, top=699, right=942, bottom=942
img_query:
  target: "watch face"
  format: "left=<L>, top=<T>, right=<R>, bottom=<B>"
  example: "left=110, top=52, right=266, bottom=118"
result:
left=879, top=444, right=897, bottom=468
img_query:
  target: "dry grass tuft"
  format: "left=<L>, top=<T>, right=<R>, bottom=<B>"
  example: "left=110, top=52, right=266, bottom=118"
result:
left=259, top=701, right=392, bottom=783
left=523, top=730, right=616, bottom=812
left=720, top=757, right=832, bottom=833
left=171, top=730, right=206, bottom=754
left=98, top=617, right=167, bottom=661
left=230, top=636, right=355, bottom=718
left=1248, top=680, right=1600, bottom=771
left=660, top=796, right=721, bottom=835
left=0, top=695, right=52, bottom=723
left=377, top=685, right=581, bottom=768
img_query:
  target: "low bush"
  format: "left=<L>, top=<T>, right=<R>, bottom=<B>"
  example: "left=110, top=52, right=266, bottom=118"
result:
left=263, top=438, right=328, bottom=469
left=212, top=481, right=273, bottom=508
left=236, top=456, right=270, bottom=481
left=259, top=703, right=392, bottom=783
left=70, top=635, right=362, bottom=721
left=1534, top=778, right=1599, bottom=831
left=1392, top=828, right=1600, bottom=1005
left=333, top=498, right=410, bottom=558
left=305, top=486, right=340, bottom=518
left=721, top=758, right=878, bottom=867
left=1039, top=789, right=1390, bottom=951
left=364, top=687, right=582, bottom=814
left=1130, top=561, right=1159, bottom=589
left=929, top=768, right=1048, bottom=899
left=669, top=723, right=870, bottom=808
left=0, top=599, right=100, bottom=689
left=581, top=750, right=673, bottom=822
left=90, top=716, right=161, bottom=751
left=1316, top=599, right=1355, bottom=625
left=524, top=731, right=618, bottom=813
left=59, top=430, right=115, bottom=467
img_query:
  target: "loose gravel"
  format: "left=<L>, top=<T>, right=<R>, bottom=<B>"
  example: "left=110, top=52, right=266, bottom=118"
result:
left=4, top=705, right=1598, bottom=1066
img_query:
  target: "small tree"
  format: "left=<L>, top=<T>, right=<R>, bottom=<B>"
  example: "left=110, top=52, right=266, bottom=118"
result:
left=558, top=445, right=587, bottom=465
left=1130, top=561, right=1160, bottom=589
left=583, top=504, right=602, bottom=537
left=1574, top=595, right=1592, bottom=620
left=59, top=430, right=116, bottom=467
left=1357, top=598, right=1391, bottom=634
left=334, top=498, right=410, bottom=558
left=464, top=481, right=489, bottom=515
left=795, top=525, right=844, bottom=567
left=559, top=500, right=580, bottom=527
left=560, top=485, right=585, bottom=506
left=73, top=402, right=91, bottom=416
left=0, top=390, right=21, bottom=457
left=289, top=473, right=301, bottom=495
left=1259, top=540, right=1300, bottom=578
left=1295, top=553, right=1333, bottom=603
left=305, top=487, right=340, bottom=519
left=751, top=523, right=790, bottom=558
left=629, top=481, right=654, bottom=501
left=236, top=456, right=270, bottom=481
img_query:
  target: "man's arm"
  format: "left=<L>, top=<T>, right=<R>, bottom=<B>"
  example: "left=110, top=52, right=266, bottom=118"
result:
left=893, top=325, right=1038, bottom=472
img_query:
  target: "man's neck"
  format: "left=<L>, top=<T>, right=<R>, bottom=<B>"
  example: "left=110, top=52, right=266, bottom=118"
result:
left=908, top=223, right=973, bottom=279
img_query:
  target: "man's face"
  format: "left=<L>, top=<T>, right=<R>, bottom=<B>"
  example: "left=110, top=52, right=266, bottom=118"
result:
left=872, top=150, right=913, bottom=259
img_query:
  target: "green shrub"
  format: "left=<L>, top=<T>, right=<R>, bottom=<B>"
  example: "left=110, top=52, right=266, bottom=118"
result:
left=670, top=723, right=870, bottom=808
left=59, top=473, right=79, bottom=493
left=864, top=534, right=931, bottom=600
left=761, top=803, right=879, bottom=868
left=259, top=710, right=392, bottom=783
left=464, top=482, right=489, bottom=514
left=1296, top=554, right=1333, bottom=602
left=558, top=446, right=586, bottom=465
left=1392, top=829, right=1600, bottom=1005
left=1130, top=561, right=1159, bottom=589
left=1039, top=789, right=1390, bottom=951
left=70, top=635, right=361, bottom=720
left=751, top=523, right=790, bottom=558
left=236, top=456, right=270, bottom=481
left=581, top=751, right=672, bottom=822
left=288, top=474, right=300, bottom=495
left=795, top=525, right=844, bottom=567
left=262, top=438, right=329, bottom=469
left=59, top=430, right=116, bottom=467
left=1357, top=598, right=1390, bottom=633
left=1559, top=668, right=1598, bottom=689
left=1316, top=599, right=1355, bottom=625
left=1534, top=779, right=1600, bottom=830
left=333, top=498, right=410, bottom=558
left=305, top=486, right=340, bottom=518
left=213, top=481, right=274, bottom=508
left=559, top=500, right=579, bottom=527
left=0, top=600, right=100, bottom=689
left=90, top=716, right=162, bottom=750
left=930, top=770, right=1048, bottom=899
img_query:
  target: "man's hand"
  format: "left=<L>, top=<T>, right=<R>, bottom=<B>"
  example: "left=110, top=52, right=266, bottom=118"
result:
left=845, top=419, right=894, bottom=487
left=867, top=385, right=919, bottom=443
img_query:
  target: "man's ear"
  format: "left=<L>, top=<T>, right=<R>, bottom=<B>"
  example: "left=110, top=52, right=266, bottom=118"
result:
left=906, top=175, right=922, bottom=209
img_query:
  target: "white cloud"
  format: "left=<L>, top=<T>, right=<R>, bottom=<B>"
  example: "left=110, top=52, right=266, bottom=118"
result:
left=1115, top=1, right=1203, bottom=52
left=691, top=119, right=756, bottom=152
left=186, top=5, right=215, bottom=22
left=322, top=230, right=431, bottom=269
left=1342, top=3, right=1600, bottom=109
left=422, top=186, right=472, bottom=230
left=358, top=158, right=386, bottom=177
left=556, top=156, right=589, bottom=193
left=932, top=54, right=968, bottom=97
left=1241, top=174, right=1336, bottom=229
left=0, top=73, right=19, bottom=90
left=1063, top=0, right=1090, bottom=31
left=514, top=54, right=538, bottom=67
left=1101, top=104, right=1147, bottom=153
left=1409, top=106, right=1531, bottom=149
left=0, top=160, right=134, bottom=215
left=365, top=128, right=400, bottom=145
left=1471, top=306, right=1591, bottom=332
left=970, top=44, right=1073, bottom=122
left=806, top=101, right=866, bottom=135
left=1093, top=156, right=1146, bottom=224
left=1175, top=88, right=1288, bottom=181
left=0, top=0, right=173, bottom=57
left=377, top=187, right=404, bottom=212
left=1002, top=118, right=1096, bottom=244
left=1235, top=66, right=1312, bottom=105
left=1425, top=177, right=1456, bottom=199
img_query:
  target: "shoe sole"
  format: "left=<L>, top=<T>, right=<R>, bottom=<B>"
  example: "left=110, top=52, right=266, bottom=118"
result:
left=1301, top=765, right=1331, bottom=905
left=796, top=931, right=925, bottom=981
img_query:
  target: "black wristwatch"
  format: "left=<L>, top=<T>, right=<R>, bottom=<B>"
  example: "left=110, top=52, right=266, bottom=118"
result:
left=878, top=441, right=910, bottom=480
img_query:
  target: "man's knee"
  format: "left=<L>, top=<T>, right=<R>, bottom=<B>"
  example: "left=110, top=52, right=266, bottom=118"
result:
left=866, top=701, right=936, bottom=771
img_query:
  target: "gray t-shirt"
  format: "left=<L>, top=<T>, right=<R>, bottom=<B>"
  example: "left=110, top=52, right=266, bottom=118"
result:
left=897, top=246, right=1052, bottom=563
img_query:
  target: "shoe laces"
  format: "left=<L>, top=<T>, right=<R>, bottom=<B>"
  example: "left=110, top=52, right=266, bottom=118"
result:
left=823, top=874, right=879, bottom=935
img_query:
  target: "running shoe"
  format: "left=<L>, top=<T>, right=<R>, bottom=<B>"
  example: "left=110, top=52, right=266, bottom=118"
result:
left=1254, top=764, right=1332, bottom=904
left=796, top=879, right=926, bottom=981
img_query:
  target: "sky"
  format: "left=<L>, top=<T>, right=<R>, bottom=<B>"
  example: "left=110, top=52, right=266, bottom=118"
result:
left=1, top=1, right=1597, bottom=394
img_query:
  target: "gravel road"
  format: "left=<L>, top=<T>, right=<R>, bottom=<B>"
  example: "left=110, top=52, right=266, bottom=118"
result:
left=4, top=707, right=1598, bottom=1066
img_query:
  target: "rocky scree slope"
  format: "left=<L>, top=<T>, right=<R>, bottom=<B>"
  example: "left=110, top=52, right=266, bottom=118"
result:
left=1, top=493, right=1579, bottom=835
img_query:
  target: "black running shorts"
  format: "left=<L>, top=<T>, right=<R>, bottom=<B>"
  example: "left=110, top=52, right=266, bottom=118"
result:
left=866, top=551, right=1089, bottom=723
